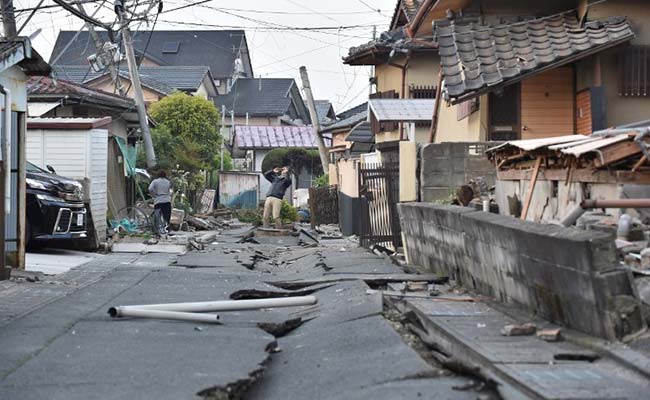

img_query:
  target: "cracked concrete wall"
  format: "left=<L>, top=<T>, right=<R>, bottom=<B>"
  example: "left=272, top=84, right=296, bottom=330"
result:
left=398, top=203, right=646, bottom=340
left=419, top=142, right=498, bottom=202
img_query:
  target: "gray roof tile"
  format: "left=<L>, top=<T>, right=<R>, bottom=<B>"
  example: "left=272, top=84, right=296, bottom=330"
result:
left=213, top=78, right=309, bottom=121
left=51, top=65, right=211, bottom=95
left=438, top=14, right=634, bottom=103
left=50, top=30, right=253, bottom=79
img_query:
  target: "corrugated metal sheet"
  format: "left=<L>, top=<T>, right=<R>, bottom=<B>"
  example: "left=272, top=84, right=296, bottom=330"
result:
left=560, top=134, right=631, bottom=156
left=27, top=102, right=60, bottom=117
left=235, top=125, right=327, bottom=149
left=487, top=135, right=589, bottom=153
left=219, top=172, right=259, bottom=209
left=368, top=99, right=434, bottom=122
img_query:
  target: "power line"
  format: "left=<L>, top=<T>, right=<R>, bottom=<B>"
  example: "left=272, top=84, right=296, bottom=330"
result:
left=356, top=0, right=391, bottom=18
left=157, top=19, right=380, bottom=32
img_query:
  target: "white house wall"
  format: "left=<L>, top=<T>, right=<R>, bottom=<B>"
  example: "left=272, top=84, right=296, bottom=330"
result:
left=25, top=127, right=109, bottom=242
left=0, top=65, right=29, bottom=268
left=88, top=128, right=108, bottom=241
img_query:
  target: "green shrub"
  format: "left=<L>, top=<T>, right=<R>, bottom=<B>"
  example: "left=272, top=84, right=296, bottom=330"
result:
left=280, top=200, right=299, bottom=223
left=313, top=174, right=329, bottom=187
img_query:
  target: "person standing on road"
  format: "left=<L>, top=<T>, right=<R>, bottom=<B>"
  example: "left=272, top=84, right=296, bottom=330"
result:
left=148, top=170, right=172, bottom=229
left=263, top=166, right=292, bottom=229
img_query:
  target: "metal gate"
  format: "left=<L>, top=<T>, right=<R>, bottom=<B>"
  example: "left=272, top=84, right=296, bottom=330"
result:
left=358, top=162, right=401, bottom=250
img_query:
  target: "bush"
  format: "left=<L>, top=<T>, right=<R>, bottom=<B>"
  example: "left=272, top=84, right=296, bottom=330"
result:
left=313, top=174, right=329, bottom=187
left=280, top=200, right=299, bottom=223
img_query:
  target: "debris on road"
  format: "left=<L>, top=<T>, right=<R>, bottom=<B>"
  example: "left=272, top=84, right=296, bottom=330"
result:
left=500, top=322, right=537, bottom=336
left=108, top=296, right=318, bottom=318
left=267, top=273, right=448, bottom=290
left=553, top=352, right=601, bottom=362
left=537, top=328, right=562, bottom=342
left=108, top=308, right=222, bottom=324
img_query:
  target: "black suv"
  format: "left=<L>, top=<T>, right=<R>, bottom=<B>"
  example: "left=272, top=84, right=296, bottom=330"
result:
left=26, top=162, right=87, bottom=245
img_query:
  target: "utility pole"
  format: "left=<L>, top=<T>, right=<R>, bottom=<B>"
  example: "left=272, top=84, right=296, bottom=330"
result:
left=76, top=3, right=125, bottom=96
left=117, top=5, right=156, bottom=168
left=1, top=0, right=17, bottom=38
left=299, top=66, right=329, bottom=171
left=220, top=105, right=225, bottom=171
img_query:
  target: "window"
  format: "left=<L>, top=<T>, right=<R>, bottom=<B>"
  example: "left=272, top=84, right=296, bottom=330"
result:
left=409, top=85, right=436, bottom=99
left=457, top=98, right=478, bottom=121
left=619, top=45, right=650, bottom=97
left=161, top=41, right=180, bottom=54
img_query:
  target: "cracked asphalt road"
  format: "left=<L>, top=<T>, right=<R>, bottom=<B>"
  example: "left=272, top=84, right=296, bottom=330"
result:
left=0, top=229, right=488, bottom=399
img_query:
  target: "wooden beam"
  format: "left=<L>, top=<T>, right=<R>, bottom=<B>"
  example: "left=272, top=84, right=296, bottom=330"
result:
left=633, top=155, right=648, bottom=172
left=498, top=167, right=650, bottom=184
left=592, top=140, right=642, bottom=167
left=520, top=157, right=542, bottom=221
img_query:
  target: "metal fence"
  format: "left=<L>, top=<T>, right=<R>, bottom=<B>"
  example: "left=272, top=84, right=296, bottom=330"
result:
left=358, top=162, right=401, bottom=250
left=309, top=185, right=338, bottom=228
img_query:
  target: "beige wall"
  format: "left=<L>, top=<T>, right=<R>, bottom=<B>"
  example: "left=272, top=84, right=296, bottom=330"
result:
left=436, top=95, right=488, bottom=143
left=194, top=82, right=209, bottom=99
left=89, top=77, right=162, bottom=104
left=140, top=57, right=159, bottom=67
left=337, top=158, right=359, bottom=197
left=399, top=141, right=417, bottom=202
left=572, top=1, right=650, bottom=127
left=576, top=0, right=650, bottom=127
left=375, top=53, right=439, bottom=98
left=328, top=163, right=338, bottom=185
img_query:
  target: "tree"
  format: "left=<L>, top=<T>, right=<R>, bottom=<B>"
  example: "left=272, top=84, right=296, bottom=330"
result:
left=148, top=92, right=221, bottom=170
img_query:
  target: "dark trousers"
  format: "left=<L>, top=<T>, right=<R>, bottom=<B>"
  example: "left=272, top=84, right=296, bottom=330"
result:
left=154, top=202, right=172, bottom=224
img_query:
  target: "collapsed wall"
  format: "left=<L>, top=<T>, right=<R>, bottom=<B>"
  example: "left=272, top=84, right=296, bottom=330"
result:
left=398, top=203, right=646, bottom=340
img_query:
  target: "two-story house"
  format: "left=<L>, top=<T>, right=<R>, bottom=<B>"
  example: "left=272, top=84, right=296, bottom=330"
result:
left=49, top=30, right=254, bottom=96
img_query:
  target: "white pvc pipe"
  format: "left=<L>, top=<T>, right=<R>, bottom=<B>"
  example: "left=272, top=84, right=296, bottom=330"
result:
left=109, top=307, right=221, bottom=323
left=4, top=88, right=10, bottom=214
left=108, top=296, right=317, bottom=315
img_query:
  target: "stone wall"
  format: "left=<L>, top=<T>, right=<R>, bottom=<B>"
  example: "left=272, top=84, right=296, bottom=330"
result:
left=399, top=203, right=646, bottom=340
left=420, top=142, right=498, bottom=202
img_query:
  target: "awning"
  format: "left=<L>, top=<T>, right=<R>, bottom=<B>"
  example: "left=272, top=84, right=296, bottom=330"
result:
left=437, top=14, right=634, bottom=104
left=368, top=99, right=434, bottom=122
left=27, top=102, right=60, bottom=117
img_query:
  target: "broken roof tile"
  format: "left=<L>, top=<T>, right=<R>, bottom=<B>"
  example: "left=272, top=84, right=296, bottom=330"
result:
left=437, top=14, right=634, bottom=103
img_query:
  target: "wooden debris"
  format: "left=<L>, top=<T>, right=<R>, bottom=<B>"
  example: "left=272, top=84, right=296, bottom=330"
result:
left=520, top=157, right=542, bottom=220
left=500, top=322, right=537, bottom=336
left=536, top=328, right=562, bottom=342
left=267, top=273, right=448, bottom=290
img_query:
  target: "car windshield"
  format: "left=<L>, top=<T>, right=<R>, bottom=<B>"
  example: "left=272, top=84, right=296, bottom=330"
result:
left=26, top=162, right=47, bottom=173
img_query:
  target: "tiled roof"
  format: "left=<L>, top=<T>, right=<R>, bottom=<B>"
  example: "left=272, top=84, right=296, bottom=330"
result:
left=27, top=76, right=135, bottom=110
left=50, top=30, right=253, bottom=79
left=315, top=100, right=336, bottom=125
left=51, top=65, right=211, bottom=95
left=345, top=27, right=435, bottom=63
left=346, top=122, right=373, bottom=143
left=437, top=15, right=634, bottom=103
left=234, top=125, right=326, bottom=149
left=321, top=110, right=368, bottom=133
left=390, top=0, right=424, bottom=29
left=337, top=102, right=367, bottom=119
left=214, top=78, right=309, bottom=121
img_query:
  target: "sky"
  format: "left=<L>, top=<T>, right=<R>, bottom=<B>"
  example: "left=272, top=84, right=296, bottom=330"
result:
left=15, top=0, right=397, bottom=114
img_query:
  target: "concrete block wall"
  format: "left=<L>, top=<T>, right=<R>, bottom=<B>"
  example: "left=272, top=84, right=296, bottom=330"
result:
left=399, top=203, right=646, bottom=340
left=420, top=142, right=497, bottom=202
